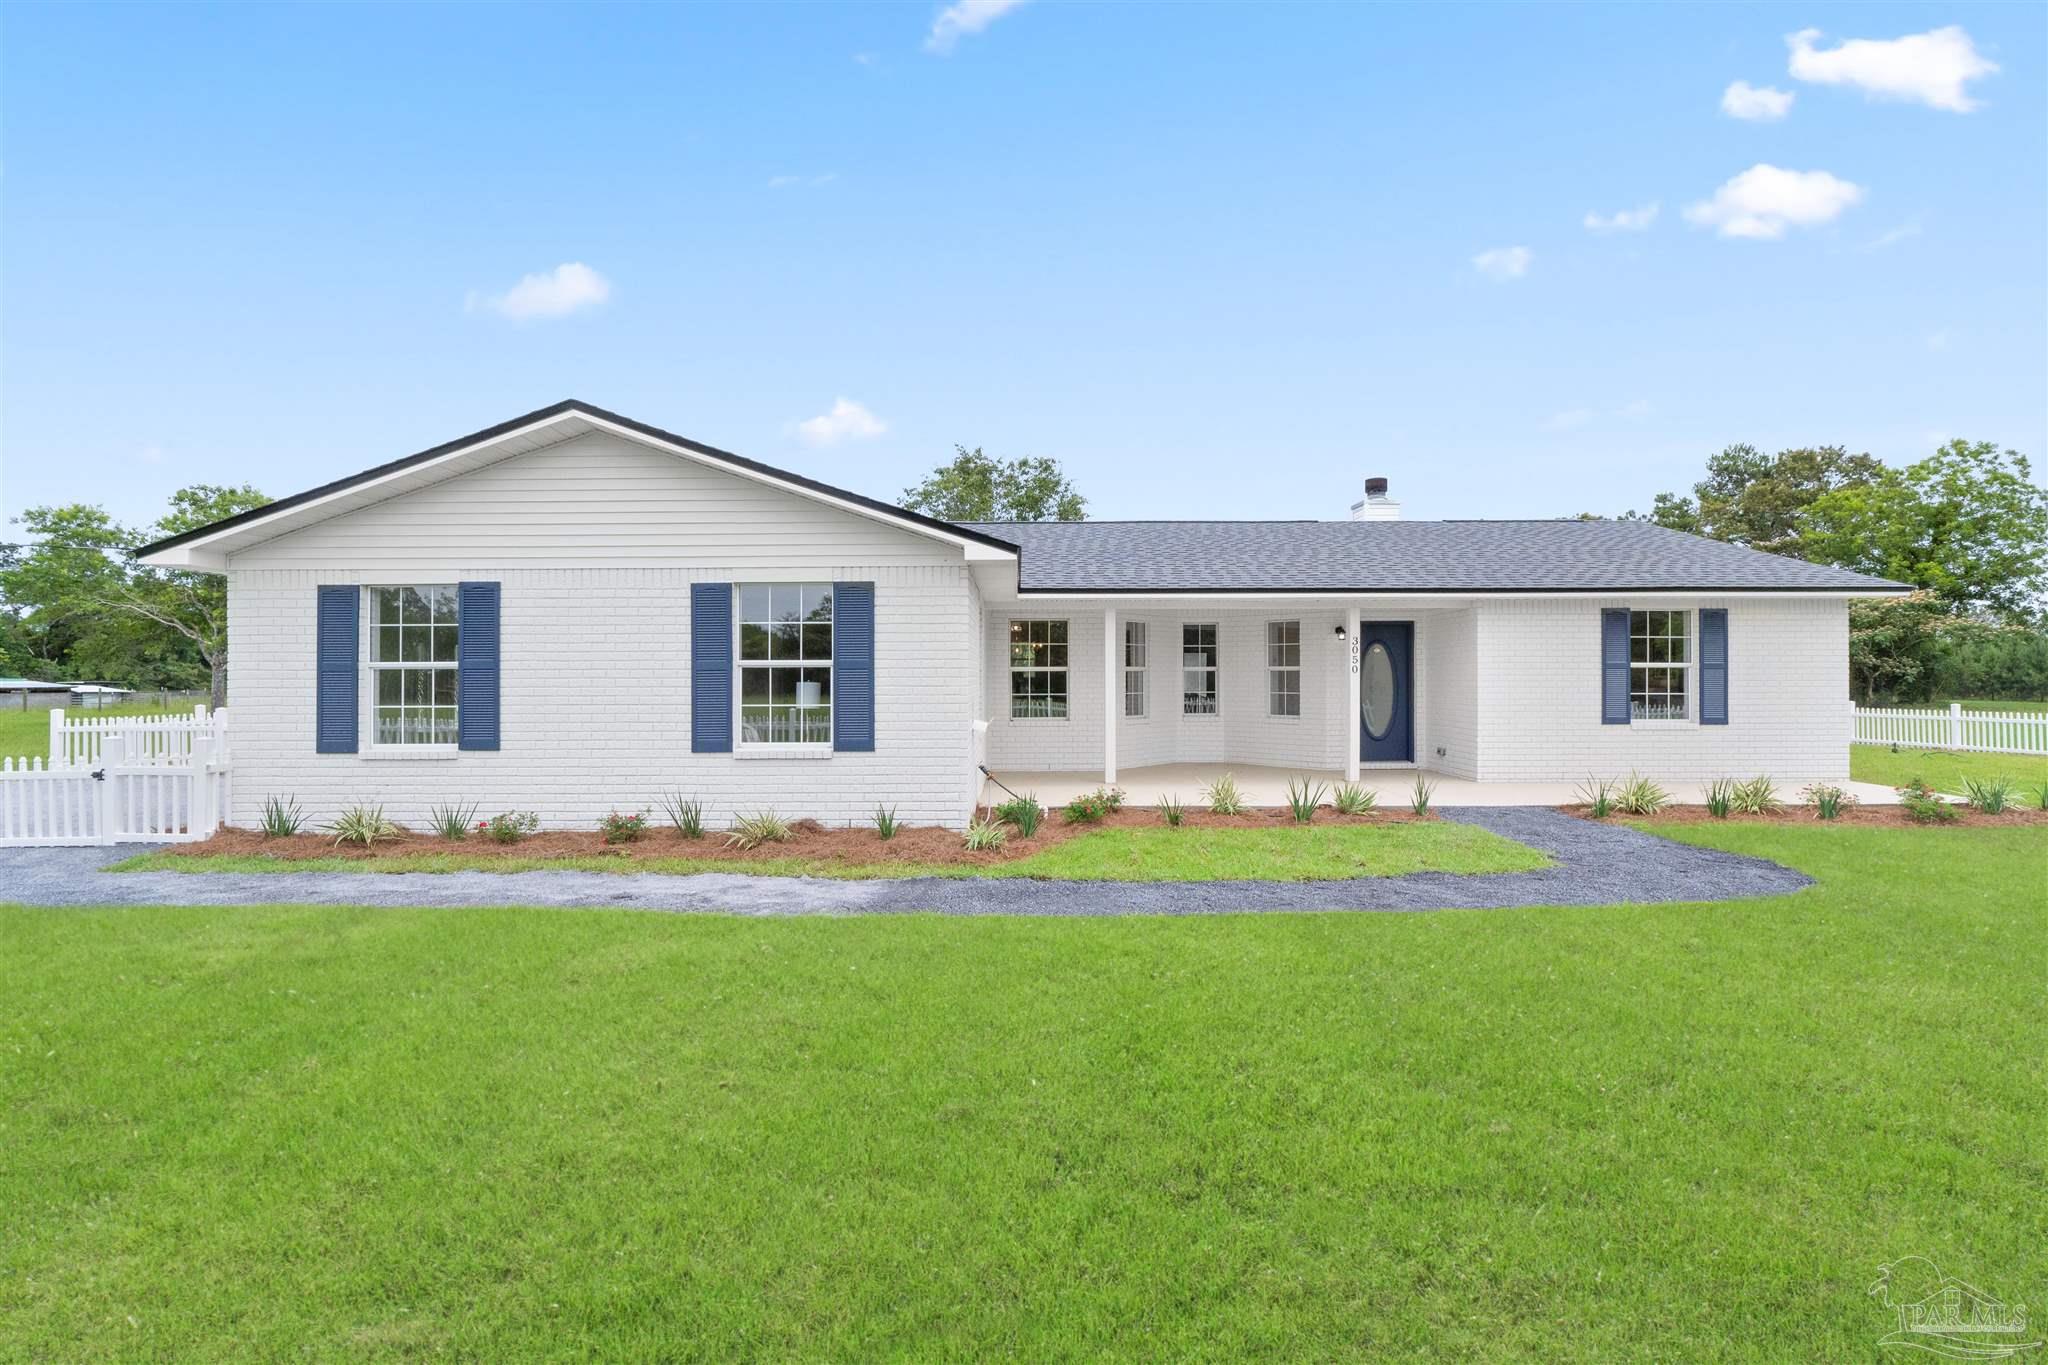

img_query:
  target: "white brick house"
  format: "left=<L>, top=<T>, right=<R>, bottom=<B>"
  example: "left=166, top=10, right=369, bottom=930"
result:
left=136, top=401, right=1905, bottom=829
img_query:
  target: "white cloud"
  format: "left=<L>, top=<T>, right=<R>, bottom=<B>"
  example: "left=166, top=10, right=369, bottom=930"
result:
left=795, top=398, right=887, bottom=447
left=1615, top=398, right=1653, bottom=420
left=1865, top=220, right=1922, bottom=250
left=1471, top=245, right=1532, bottom=280
left=1786, top=26, right=1998, bottom=112
left=1683, top=164, right=1864, bottom=240
left=925, top=0, right=1027, bottom=54
left=1721, top=80, right=1795, bottom=121
left=467, top=262, right=611, bottom=320
left=137, top=443, right=165, bottom=465
left=1583, top=202, right=1659, bottom=233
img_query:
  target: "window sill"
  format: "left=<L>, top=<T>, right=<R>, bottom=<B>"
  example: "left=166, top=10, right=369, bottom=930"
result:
left=1007, top=715, right=1071, bottom=724
left=1628, top=719, right=1696, bottom=730
left=362, top=745, right=461, bottom=761
left=1181, top=711, right=1223, bottom=721
left=734, top=744, right=835, bottom=760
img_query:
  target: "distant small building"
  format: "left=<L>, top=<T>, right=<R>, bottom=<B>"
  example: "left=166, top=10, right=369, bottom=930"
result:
left=66, top=683, right=138, bottom=709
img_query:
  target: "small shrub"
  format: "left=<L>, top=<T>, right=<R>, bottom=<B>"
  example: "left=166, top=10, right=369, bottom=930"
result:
left=1613, top=772, right=1670, bottom=816
left=1285, top=776, right=1326, bottom=824
left=1961, top=775, right=2013, bottom=815
left=2034, top=780, right=2048, bottom=812
left=328, top=802, right=400, bottom=849
left=1575, top=777, right=1615, bottom=819
left=660, top=793, right=704, bottom=839
left=1202, top=773, right=1246, bottom=816
left=963, top=817, right=1007, bottom=851
left=259, top=794, right=307, bottom=838
left=1799, top=782, right=1854, bottom=821
left=481, top=810, right=541, bottom=844
left=1409, top=775, right=1435, bottom=816
left=1160, top=795, right=1185, bottom=826
left=1730, top=775, right=1781, bottom=816
left=1063, top=788, right=1120, bottom=824
left=1332, top=782, right=1377, bottom=816
left=599, top=809, right=649, bottom=845
left=1896, top=780, right=1958, bottom=825
left=726, top=809, right=791, bottom=850
left=873, top=804, right=899, bottom=840
left=428, top=800, right=479, bottom=840
left=995, top=794, right=1042, bottom=837
left=1703, top=778, right=1734, bottom=819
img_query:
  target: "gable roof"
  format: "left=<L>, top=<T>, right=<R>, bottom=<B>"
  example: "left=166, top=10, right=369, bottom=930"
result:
left=957, top=519, right=1908, bottom=594
left=133, top=400, right=1021, bottom=568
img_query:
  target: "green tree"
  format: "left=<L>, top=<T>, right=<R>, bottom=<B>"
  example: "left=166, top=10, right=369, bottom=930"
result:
left=1628, top=443, right=1886, bottom=554
left=1802, top=441, right=2048, bottom=621
left=1847, top=592, right=1947, bottom=704
left=900, top=446, right=1087, bottom=522
left=0, top=484, right=267, bottom=706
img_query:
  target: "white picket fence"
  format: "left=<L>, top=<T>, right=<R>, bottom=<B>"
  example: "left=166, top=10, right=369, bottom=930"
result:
left=0, top=715, right=231, bottom=847
left=49, top=704, right=228, bottom=769
left=1851, top=701, right=2048, bottom=756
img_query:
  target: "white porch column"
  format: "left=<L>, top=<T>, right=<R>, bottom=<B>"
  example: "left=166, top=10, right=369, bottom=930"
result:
left=1103, top=604, right=1118, bottom=786
left=1345, top=605, right=1362, bottom=783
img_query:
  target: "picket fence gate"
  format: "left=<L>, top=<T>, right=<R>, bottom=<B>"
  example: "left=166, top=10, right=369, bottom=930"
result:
left=1850, top=702, right=2048, bottom=757
left=0, top=726, right=231, bottom=847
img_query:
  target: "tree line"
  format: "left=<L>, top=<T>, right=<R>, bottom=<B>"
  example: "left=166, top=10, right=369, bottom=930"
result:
left=1, top=438, right=2039, bottom=709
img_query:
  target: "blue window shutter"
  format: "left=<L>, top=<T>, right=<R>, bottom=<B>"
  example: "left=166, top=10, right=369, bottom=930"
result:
left=1600, top=609, right=1630, bottom=726
left=1699, top=608, right=1729, bottom=726
left=833, top=580, right=875, bottom=752
left=315, top=585, right=359, bottom=753
left=691, top=582, right=733, bottom=753
left=457, top=581, right=501, bottom=750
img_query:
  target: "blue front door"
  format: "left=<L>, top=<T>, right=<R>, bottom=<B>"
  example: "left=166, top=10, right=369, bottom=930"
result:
left=1359, top=621, right=1413, bottom=763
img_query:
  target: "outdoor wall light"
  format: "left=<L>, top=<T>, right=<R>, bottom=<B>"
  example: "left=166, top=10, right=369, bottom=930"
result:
left=1333, top=625, right=1347, bottom=638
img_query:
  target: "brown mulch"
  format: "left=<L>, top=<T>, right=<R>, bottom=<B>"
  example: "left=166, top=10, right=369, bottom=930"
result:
left=169, top=804, right=1439, bottom=869
left=1564, top=803, right=2048, bottom=829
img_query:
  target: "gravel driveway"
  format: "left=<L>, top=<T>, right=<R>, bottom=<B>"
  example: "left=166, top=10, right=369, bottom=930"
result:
left=0, top=808, right=1809, bottom=915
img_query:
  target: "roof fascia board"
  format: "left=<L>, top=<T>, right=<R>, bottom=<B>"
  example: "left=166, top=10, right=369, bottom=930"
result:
left=1009, top=587, right=1905, bottom=600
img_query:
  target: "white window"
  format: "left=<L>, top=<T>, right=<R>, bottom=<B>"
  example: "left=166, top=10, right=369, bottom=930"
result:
left=1630, top=609, right=1690, bottom=721
left=738, top=583, right=833, bottom=744
left=371, top=585, right=459, bottom=745
left=1182, top=623, right=1218, bottom=715
left=1267, top=620, right=1301, bottom=717
left=1009, top=619, right=1069, bottom=718
left=1123, top=621, right=1148, bottom=718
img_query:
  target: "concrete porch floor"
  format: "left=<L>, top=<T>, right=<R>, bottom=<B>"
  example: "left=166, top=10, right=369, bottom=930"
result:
left=981, top=763, right=1899, bottom=808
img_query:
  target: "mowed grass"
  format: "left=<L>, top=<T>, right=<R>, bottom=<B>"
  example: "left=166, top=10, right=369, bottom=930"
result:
left=5, top=825, right=2043, bottom=1360
left=0, top=702, right=198, bottom=761
left=112, top=820, right=1550, bottom=881
left=1850, top=741, right=2048, bottom=796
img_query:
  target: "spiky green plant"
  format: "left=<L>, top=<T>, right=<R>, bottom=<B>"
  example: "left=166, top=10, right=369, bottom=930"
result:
left=1574, top=777, right=1615, bottom=819
left=963, top=817, right=1007, bottom=851
left=1408, top=775, right=1436, bottom=816
left=327, top=803, right=400, bottom=849
left=1729, top=776, right=1781, bottom=815
left=428, top=800, right=480, bottom=840
left=259, top=794, right=307, bottom=839
left=660, top=793, right=704, bottom=839
left=873, top=804, right=899, bottom=840
left=725, top=810, right=791, bottom=850
left=1704, top=778, right=1734, bottom=819
left=1202, top=772, right=1245, bottom=816
left=995, top=795, right=1042, bottom=837
left=1799, top=782, right=1853, bottom=821
left=1159, top=796, right=1185, bottom=826
left=1331, top=782, right=1377, bottom=816
left=1613, top=772, right=1670, bottom=816
left=1962, top=775, right=2013, bottom=815
left=1285, top=777, right=1326, bottom=824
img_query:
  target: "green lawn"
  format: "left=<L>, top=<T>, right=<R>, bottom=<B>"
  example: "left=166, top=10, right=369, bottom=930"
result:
left=1849, top=741, right=2048, bottom=795
left=113, top=820, right=1550, bottom=881
left=0, top=701, right=201, bottom=761
left=5, top=823, right=2043, bottom=1360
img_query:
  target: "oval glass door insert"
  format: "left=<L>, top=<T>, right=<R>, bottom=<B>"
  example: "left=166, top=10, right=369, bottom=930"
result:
left=1361, top=641, right=1395, bottom=740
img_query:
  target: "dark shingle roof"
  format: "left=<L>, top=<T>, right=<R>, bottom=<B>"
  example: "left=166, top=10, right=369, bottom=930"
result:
left=955, top=519, right=1907, bottom=593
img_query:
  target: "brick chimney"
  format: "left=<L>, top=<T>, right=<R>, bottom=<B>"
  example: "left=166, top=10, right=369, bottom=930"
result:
left=1349, top=477, right=1401, bottom=521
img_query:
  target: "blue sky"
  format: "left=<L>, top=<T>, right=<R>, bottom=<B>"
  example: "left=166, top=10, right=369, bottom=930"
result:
left=3, top=2, right=2042, bottom=531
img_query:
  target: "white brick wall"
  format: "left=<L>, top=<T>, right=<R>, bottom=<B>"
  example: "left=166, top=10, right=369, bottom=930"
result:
left=1417, top=608, right=1479, bottom=779
left=1472, top=597, right=1851, bottom=782
left=222, top=436, right=987, bottom=830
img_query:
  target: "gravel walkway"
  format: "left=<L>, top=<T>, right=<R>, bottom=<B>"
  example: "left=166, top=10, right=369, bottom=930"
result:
left=0, top=808, right=1809, bottom=916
